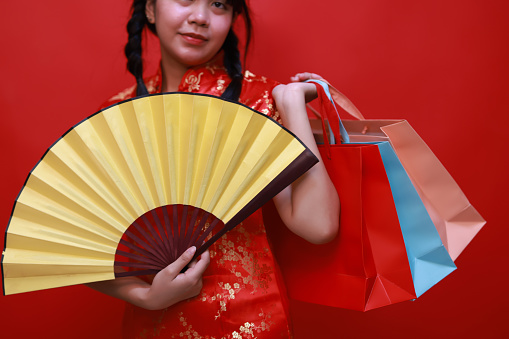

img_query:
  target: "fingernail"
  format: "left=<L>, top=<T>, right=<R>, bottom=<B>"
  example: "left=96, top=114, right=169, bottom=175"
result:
left=187, top=246, right=196, bottom=255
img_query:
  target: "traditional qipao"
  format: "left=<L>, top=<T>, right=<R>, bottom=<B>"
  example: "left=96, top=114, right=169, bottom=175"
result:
left=102, top=56, right=292, bottom=339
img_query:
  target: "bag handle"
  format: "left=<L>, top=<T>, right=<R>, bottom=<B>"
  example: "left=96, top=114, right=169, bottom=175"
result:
left=306, top=80, right=352, bottom=148
left=306, top=79, right=365, bottom=121
left=327, top=82, right=365, bottom=121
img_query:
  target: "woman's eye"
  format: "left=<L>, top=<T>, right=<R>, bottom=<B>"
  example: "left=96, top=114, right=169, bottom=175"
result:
left=212, top=1, right=226, bottom=9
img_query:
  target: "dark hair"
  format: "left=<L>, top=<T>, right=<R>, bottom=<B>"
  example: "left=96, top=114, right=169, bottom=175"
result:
left=125, top=0, right=252, bottom=101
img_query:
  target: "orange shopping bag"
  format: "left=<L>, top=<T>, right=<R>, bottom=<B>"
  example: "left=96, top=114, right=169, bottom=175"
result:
left=310, top=82, right=486, bottom=261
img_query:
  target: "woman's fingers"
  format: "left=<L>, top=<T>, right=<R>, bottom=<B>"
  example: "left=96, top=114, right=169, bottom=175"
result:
left=290, top=72, right=324, bottom=82
left=185, top=250, right=210, bottom=279
left=274, top=82, right=318, bottom=104
left=171, top=249, right=210, bottom=300
left=138, top=247, right=210, bottom=310
left=161, top=246, right=196, bottom=279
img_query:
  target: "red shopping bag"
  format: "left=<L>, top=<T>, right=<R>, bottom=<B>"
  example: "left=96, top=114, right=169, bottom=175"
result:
left=264, top=83, right=416, bottom=311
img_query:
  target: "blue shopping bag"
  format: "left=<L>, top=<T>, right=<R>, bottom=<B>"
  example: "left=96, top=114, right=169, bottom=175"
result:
left=376, top=141, right=456, bottom=296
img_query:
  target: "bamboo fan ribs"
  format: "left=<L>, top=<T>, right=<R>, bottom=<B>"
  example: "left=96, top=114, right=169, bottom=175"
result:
left=2, top=93, right=318, bottom=295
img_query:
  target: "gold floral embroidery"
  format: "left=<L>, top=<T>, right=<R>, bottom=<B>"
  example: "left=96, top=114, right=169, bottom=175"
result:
left=271, top=109, right=282, bottom=124
left=206, top=62, right=226, bottom=75
left=106, top=71, right=162, bottom=105
left=199, top=289, right=231, bottom=319
left=215, top=225, right=273, bottom=293
left=146, top=74, right=160, bottom=93
left=242, top=90, right=278, bottom=122
left=243, top=71, right=267, bottom=84
left=170, top=310, right=274, bottom=339
left=243, top=70, right=255, bottom=82
left=194, top=222, right=273, bottom=323
left=171, top=312, right=201, bottom=338
left=108, top=84, right=136, bottom=102
left=184, top=72, right=204, bottom=92
left=206, top=63, right=217, bottom=75
left=216, top=79, right=226, bottom=92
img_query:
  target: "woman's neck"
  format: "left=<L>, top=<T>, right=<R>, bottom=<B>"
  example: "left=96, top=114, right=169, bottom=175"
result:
left=160, top=67, right=187, bottom=93
left=160, top=57, right=189, bottom=92
left=159, top=52, right=223, bottom=92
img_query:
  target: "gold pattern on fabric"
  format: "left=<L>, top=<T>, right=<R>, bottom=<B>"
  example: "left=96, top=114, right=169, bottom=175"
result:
left=195, top=221, right=274, bottom=322
left=170, top=309, right=275, bottom=338
left=205, top=62, right=226, bottom=75
left=216, top=79, right=226, bottom=92
left=198, top=281, right=241, bottom=319
left=243, top=71, right=268, bottom=84
left=184, top=72, right=204, bottom=92
left=271, top=110, right=282, bottom=124
left=108, top=84, right=136, bottom=102
left=214, top=224, right=273, bottom=293
left=102, top=70, right=161, bottom=108
left=145, top=74, right=161, bottom=93
left=238, top=90, right=281, bottom=124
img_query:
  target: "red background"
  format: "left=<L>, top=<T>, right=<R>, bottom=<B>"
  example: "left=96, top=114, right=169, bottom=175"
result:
left=1, top=0, right=507, bottom=337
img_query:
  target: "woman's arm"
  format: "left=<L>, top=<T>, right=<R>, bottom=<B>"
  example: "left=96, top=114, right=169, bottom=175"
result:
left=271, top=76, right=340, bottom=244
left=86, top=247, right=210, bottom=310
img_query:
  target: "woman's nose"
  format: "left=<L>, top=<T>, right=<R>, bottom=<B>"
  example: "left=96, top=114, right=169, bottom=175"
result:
left=188, top=3, right=210, bottom=27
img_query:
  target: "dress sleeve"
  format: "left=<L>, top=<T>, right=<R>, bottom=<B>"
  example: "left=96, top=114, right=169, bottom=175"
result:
left=239, top=71, right=282, bottom=124
left=98, top=71, right=161, bottom=110
left=98, top=84, right=137, bottom=110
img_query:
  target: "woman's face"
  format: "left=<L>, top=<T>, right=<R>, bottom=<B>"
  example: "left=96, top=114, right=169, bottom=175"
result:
left=146, top=0, right=234, bottom=70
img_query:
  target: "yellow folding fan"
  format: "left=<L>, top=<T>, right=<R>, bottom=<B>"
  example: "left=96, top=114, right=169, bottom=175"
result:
left=2, top=92, right=318, bottom=295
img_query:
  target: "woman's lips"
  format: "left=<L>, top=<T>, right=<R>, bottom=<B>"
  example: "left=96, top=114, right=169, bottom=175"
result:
left=180, top=32, right=208, bottom=45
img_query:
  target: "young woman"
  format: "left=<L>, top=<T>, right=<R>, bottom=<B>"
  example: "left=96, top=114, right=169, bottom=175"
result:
left=89, top=0, right=339, bottom=337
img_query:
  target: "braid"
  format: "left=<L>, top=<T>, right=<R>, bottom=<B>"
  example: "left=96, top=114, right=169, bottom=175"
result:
left=221, top=29, right=243, bottom=102
left=125, top=0, right=149, bottom=96
left=221, top=0, right=253, bottom=102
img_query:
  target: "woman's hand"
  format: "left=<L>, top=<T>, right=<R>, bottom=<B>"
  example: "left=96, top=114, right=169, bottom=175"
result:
left=140, top=247, right=210, bottom=310
left=290, top=72, right=324, bottom=83
left=272, top=81, right=318, bottom=104
left=271, top=76, right=340, bottom=245
left=86, top=247, right=210, bottom=311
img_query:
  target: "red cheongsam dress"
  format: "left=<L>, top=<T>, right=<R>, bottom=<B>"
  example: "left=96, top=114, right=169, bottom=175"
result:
left=101, top=57, right=292, bottom=339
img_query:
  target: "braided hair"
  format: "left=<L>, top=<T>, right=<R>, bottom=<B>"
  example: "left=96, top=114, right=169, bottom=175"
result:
left=124, top=0, right=252, bottom=101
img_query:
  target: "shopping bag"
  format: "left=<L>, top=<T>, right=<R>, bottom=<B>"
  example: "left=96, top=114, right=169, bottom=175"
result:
left=320, top=84, right=486, bottom=261
left=311, top=79, right=457, bottom=297
left=378, top=122, right=486, bottom=260
left=376, top=141, right=456, bottom=296
left=265, top=82, right=416, bottom=311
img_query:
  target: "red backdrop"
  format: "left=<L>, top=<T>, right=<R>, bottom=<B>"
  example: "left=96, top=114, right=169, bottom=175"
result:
left=1, top=0, right=507, bottom=338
